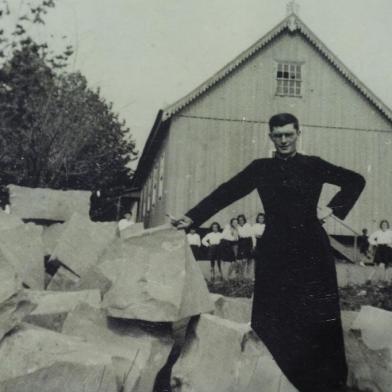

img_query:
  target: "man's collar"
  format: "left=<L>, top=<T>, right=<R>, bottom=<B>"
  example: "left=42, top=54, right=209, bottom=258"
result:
left=274, top=151, right=298, bottom=161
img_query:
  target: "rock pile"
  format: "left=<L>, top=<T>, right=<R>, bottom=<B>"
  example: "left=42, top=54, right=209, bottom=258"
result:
left=0, top=193, right=391, bottom=391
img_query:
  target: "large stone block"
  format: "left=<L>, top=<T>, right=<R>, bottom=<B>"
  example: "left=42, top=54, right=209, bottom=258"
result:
left=119, top=222, right=144, bottom=240
left=0, top=362, right=118, bottom=392
left=49, top=213, right=117, bottom=276
left=62, top=303, right=173, bottom=392
left=172, top=314, right=297, bottom=392
left=0, top=223, right=45, bottom=289
left=42, top=223, right=65, bottom=256
left=0, top=210, right=24, bottom=232
left=344, top=306, right=392, bottom=392
left=0, top=255, right=33, bottom=341
left=101, top=227, right=214, bottom=322
left=211, top=294, right=252, bottom=323
left=0, top=324, right=118, bottom=388
left=7, top=184, right=91, bottom=221
left=47, top=266, right=81, bottom=291
left=24, top=290, right=101, bottom=331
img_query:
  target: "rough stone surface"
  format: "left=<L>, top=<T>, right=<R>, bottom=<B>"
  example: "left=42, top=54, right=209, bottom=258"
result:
left=172, top=314, right=298, bottom=392
left=343, top=306, right=392, bottom=392
left=101, top=227, right=213, bottom=322
left=42, top=223, right=65, bottom=256
left=47, top=266, right=81, bottom=291
left=0, top=210, right=24, bottom=232
left=0, top=223, right=45, bottom=289
left=62, top=303, right=173, bottom=392
left=0, top=324, right=118, bottom=387
left=0, top=362, right=118, bottom=392
left=7, top=184, right=91, bottom=221
left=352, top=306, right=392, bottom=351
left=211, top=294, right=252, bottom=323
left=119, top=222, right=144, bottom=240
left=24, top=290, right=101, bottom=331
left=49, top=213, right=117, bottom=276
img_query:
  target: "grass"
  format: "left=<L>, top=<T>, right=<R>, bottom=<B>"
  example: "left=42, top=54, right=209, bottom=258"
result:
left=207, top=278, right=392, bottom=312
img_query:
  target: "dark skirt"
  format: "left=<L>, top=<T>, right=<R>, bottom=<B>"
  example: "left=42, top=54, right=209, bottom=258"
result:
left=251, top=224, right=347, bottom=392
left=207, top=244, right=220, bottom=261
left=374, top=244, right=392, bottom=266
left=220, top=239, right=238, bottom=262
left=238, top=237, right=253, bottom=259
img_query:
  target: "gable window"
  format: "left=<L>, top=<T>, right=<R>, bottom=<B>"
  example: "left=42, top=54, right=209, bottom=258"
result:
left=276, top=62, right=302, bottom=97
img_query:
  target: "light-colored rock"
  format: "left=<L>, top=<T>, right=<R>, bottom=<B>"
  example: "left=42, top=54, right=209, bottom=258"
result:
left=0, top=223, right=45, bottom=289
left=42, top=223, right=65, bottom=256
left=345, top=330, right=392, bottom=392
left=0, top=362, right=118, bottom=392
left=24, top=290, right=101, bottom=331
left=0, top=323, right=119, bottom=389
left=0, top=210, right=24, bottom=231
left=101, top=227, right=214, bottom=322
left=172, top=314, right=298, bottom=392
left=62, top=303, right=173, bottom=392
left=341, top=310, right=359, bottom=331
left=0, top=256, right=35, bottom=341
left=119, top=222, right=144, bottom=240
left=211, top=294, right=252, bottom=323
left=47, top=266, right=81, bottom=291
left=352, top=306, right=392, bottom=351
left=343, top=306, right=392, bottom=392
left=7, top=184, right=91, bottom=221
left=49, top=213, right=117, bottom=276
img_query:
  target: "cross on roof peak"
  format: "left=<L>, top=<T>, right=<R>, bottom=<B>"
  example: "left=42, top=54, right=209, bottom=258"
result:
left=286, top=0, right=300, bottom=16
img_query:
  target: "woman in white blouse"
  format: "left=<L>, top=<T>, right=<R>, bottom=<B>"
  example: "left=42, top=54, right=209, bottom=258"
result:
left=237, top=214, right=255, bottom=278
left=202, top=222, right=224, bottom=280
left=221, top=217, right=240, bottom=279
left=369, top=220, right=392, bottom=266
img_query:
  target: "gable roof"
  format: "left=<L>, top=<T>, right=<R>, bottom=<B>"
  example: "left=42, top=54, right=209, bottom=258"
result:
left=132, top=12, right=392, bottom=188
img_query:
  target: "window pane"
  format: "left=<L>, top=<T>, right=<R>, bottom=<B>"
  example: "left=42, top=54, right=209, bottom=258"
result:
left=284, top=64, right=288, bottom=72
left=277, top=71, right=283, bottom=79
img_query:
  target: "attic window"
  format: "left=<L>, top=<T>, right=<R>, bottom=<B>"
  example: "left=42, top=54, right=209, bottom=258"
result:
left=276, top=62, right=302, bottom=97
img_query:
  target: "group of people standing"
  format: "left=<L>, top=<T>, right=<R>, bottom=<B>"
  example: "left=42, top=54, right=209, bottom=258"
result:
left=186, top=213, right=266, bottom=280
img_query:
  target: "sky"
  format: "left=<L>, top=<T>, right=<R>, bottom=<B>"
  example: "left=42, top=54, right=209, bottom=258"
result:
left=9, top=0, right=392, bottom=163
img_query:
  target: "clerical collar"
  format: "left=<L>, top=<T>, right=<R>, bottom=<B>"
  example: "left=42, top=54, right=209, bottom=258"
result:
left=275, top=152, right=298, bottom=161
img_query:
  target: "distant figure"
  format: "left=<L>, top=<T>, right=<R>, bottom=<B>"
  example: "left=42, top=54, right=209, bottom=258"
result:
left=186, top=228, right=201, bottom=260
left=118, top=212, right=135, bottom=232
left=369, top=220, right=392, bottom=267
left=253, top=213, right=266, bottom=244
left=202, top=222, right=223, bottom=280
left=237, top=214, right=255, bottom=277
left=221, top=217, right=240, bottom=279
left=358, top=228, right=370, bottom=259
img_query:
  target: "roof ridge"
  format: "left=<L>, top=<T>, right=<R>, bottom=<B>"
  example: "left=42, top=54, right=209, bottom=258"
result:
left=161, top=13, right=392, bottom=124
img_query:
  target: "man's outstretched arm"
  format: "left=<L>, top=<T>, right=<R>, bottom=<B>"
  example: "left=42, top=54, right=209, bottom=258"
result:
left=180, top=160, right=259, bottom=228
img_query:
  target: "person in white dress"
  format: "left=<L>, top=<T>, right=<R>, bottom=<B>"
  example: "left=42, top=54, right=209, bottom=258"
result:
left=221, top=218, right=240, bottom=279
left=369, top=220, right=392, bottom=267
left=187, top=228, right=201, bottom=259
left=237, top=214, right=255, bottom=278
left=202, top=222, right=223, bottom=280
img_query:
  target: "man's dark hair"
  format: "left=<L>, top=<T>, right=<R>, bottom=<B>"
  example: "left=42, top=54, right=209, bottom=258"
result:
left=269, top=113, right=299, bottom=132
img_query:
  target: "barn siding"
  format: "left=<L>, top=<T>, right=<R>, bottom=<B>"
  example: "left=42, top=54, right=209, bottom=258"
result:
left=143, top=32, right=392, bottom=234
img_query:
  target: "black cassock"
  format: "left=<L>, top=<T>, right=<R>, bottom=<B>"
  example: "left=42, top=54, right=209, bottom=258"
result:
left=186, top=153, right=365, bottom=392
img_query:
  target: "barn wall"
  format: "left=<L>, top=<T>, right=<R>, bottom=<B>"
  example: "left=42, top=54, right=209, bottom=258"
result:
left=146, top=32, right=392, bottom=234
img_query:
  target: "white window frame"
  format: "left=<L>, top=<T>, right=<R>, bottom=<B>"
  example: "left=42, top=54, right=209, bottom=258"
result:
left=276, top=61, right=302, bottom=97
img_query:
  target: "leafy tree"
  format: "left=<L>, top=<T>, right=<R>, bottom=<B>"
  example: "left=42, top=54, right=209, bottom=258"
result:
left=0, top=0, right=138, bottom=220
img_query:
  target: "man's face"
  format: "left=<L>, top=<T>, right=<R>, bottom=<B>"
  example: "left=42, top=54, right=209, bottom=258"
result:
left=269, top=123, right=300, bottom=156
left=125, top=213, right=132, bottom=220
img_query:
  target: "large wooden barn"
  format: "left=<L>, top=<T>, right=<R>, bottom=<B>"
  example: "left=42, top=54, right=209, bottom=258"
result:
left=131, top=11, right=392, bottom=243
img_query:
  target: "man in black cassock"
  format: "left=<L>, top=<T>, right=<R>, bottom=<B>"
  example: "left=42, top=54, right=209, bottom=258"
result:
left=174, top=113, right=365, bottom=392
